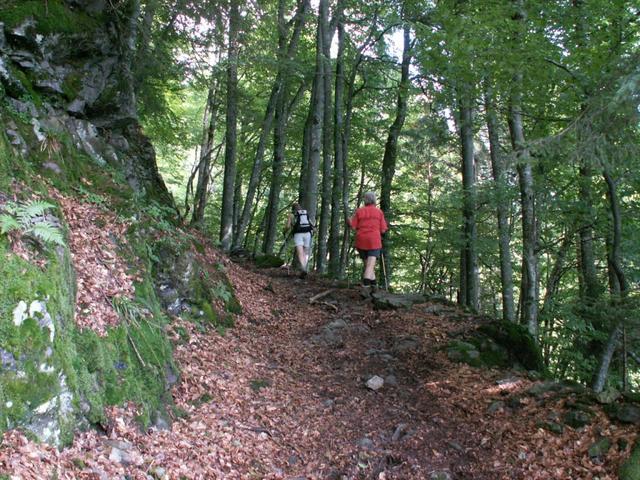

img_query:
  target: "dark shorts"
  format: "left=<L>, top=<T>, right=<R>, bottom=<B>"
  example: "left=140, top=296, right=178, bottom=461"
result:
left=358, top=248, right=382, bottom=260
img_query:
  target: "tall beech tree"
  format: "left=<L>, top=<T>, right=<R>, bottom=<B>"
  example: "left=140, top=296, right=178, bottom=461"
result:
left=380, top=23, right=412, bottom=283
left=219, top=0, right=240, bottom=251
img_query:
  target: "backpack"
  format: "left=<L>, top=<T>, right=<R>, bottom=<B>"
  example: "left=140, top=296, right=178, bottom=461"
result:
left=293, top=209, right=314, bottom=234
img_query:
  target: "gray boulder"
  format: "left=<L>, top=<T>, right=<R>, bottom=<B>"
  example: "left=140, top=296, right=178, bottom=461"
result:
left=371, top=291, right=428, bottom=310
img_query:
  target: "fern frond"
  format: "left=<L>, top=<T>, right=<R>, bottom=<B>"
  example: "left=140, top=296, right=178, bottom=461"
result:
left=0, top=214, right=20, bottom=234
left=17, top=201, right=56, bottom=222
left=29, top=222, right=65, bottom=246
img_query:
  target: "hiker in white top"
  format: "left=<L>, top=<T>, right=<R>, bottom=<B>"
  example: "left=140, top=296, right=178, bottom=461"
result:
left=286, top=203, right=313, bottom=278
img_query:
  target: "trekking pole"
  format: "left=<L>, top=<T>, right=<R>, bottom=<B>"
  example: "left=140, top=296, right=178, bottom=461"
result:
left=380, top=251, right=389, bottom=291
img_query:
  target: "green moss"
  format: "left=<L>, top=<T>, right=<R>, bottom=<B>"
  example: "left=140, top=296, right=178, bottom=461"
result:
left=200, top=302, right=218, bottom=324
left=61, top=72, right=83, bottom=101
left=250, top=379, right=270, bottom=392
left=0, top=131, right=13, bottom=191
left=477, top=321, right=545, bottom=372
left=0, top=0, right=99, bottom=35
left=254, top=254, right=285, bottom=268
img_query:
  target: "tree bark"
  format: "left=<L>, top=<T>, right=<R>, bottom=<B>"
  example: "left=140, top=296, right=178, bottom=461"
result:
left=592, top=168, right=629, bottom=392
left=300, top=0, right=328, bottom=229
left=219, top=0, right=240, bottom=251
left=192, top=75, right=221, bottom=226
left=484, top=87, right=515, bottom=322
left=262, top=0, right=289, bottom=254
left=328, top=14, right=345, bottom=276
left=509, top=0, right=538, bottom=337
left=458, top=85, right=478, bottom=311
left=316, top=0, right=336, bottom=273
left=380, top=24, right=411, bottom=284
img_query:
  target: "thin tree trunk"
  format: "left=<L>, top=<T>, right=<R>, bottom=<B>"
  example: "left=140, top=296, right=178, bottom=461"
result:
left=592, top=168, right=629, bottom=392
left=509, top=0, right=538, bottom=336
left=219, top=0, right=240, bottom=251
left=233, top=172, right=242, bottom=234
left=299, top=0, right=327, bottom=230
left=234, top=0, right=309, bottom=249
left=540, top=234, right=572, bottom=363
left=380, top=24, right=411, bottom=284
left=192, top=75, right=221, bottom=226
left=234, top=84, right=278, bottom=246
left=458, top=86, right=478, bottom=310
left=262, top=0, right=289, bottom=254
left=316, top=0, right=336, bottom=274
left=484, top=86, right=515, bottom=322
left=328, top=13, right=345, bottom=276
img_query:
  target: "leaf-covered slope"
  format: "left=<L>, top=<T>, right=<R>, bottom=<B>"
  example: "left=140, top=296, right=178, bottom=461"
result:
left=1, top=257, right=638, bottom=478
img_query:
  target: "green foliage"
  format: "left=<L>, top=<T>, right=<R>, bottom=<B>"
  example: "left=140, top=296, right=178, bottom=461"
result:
left=620, top=440, right=640, bottom=480
left=0, top=0, right=99, bottom=35
left=0, top=200, right=65, bottom=246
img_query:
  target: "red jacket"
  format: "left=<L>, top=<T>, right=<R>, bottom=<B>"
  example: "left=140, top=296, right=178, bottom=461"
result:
left=349, top=205, right=388, bottom=250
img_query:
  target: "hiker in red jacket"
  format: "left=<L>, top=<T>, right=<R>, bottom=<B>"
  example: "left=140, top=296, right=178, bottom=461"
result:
left=348, top=192, right=388, bottom=286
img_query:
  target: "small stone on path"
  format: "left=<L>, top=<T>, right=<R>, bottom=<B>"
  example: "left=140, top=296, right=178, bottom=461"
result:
left=366, top=375, right=384, bottom=391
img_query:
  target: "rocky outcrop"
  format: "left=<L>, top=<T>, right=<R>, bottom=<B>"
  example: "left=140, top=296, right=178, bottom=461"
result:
left=0, top=1, right=195, bottom=447
left=0, top=0, right=172, bottom=204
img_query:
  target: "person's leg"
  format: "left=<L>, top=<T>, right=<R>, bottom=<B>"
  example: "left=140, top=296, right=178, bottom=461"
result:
left=302, top=233, right=312, bottom=272
left=293, top=234, right=305, bottom=272
left=295, top=245, right=306, bottom=270
left=364, top=255, right=377, bottom=281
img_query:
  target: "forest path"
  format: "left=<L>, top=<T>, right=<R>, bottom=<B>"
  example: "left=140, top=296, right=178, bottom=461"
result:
left=5, top=252, right=629, bottom=479
left=192, top=260, right=510, bottom=479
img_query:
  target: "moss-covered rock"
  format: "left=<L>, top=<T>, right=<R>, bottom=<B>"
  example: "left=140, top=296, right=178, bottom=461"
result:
left=254, top=254, right=285, bottom=269
left=562, top=410, right=593, bottom=429
left=446, top=340, right=481, bottom=366
left=620, top=440, right=640, bottom=480
left=0, top=0, right=100, bottom=36
left=477, top=321, right=545, bottom=372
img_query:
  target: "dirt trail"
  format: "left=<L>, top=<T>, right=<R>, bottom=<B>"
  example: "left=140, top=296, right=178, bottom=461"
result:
left=1, top=254, right=633, bottom=479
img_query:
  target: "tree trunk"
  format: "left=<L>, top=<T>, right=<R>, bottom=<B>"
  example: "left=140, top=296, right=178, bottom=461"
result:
left=484, top=87, right=515, bottom=322
left=540, top=234, right=572, bottom=363
left=299, top=0, right=327, bottom=232
left=380, top=24, right=411, bottom=284
left=316, top=0, right=335, bottom=273
left=262, top=0, right=289, bottom=254
left=219, top=0, right=240, bottom=251
left=328, top=14, right=345, bottom=276
left=510, top=112, right=538, bottom=336
left=337, top=38, right=368, bottom=276
left=192, top=75, right=221, bottom=226
left=234, top=0, right=309, bottom=249
left=233, top=172, right=242, bottom=234
left=458, top=86, right=478, bottom=310
left=509, top=0, right=538, bottom=336
left=592, top=168, right=629, bottom=392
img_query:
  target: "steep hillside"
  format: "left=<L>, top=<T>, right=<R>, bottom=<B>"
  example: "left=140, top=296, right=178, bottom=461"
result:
left=1, top=258, right=639, bottom=478
left=0, top=0, right=239, bottom=448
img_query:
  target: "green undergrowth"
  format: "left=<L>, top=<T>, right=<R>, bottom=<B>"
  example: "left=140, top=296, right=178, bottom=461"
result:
left=0, top=235, right=76, bottom=438
left=0, top=228, right=176, bottom=440
left=620, top=440, right=640, bottom=480
left=0, top=0, right=100, bottom=35
left=0, top=82, right=242, bottom=444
